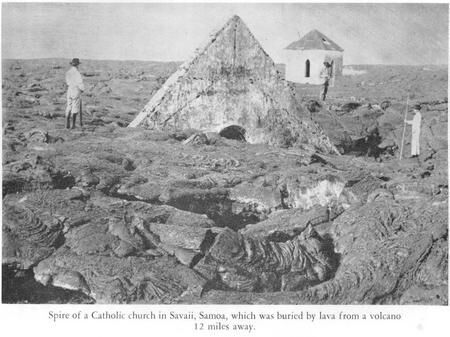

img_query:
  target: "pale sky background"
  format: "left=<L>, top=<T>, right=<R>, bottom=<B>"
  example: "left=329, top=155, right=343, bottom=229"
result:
left=1, top=2, right=448, bottom=65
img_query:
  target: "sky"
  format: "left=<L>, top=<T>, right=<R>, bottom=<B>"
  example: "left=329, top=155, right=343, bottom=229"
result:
left=1, top=2, right=448, bottom=65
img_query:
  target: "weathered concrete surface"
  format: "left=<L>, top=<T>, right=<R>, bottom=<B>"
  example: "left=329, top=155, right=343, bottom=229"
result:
left=129, top=15, right=338, bottom=153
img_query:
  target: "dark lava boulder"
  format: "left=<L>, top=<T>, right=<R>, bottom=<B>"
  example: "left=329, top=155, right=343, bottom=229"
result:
left=195, top=226, right=337, bottom=292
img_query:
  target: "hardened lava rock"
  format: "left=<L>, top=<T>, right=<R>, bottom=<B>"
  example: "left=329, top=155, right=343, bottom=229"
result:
left=195, top=225, right=337, bottom=292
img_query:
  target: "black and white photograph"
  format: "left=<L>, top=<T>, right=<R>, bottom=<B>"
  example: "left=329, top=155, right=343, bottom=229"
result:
left=1, top=0, right=448, bottom=316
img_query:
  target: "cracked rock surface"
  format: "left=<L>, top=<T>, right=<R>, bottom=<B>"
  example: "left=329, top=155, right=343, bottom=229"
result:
left=2, top=59, right=447, bottom=304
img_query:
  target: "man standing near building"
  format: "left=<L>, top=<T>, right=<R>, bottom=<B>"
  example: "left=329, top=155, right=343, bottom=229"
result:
left=405, top=104, right=422, bottom=157
left=319, top=61, right=332, bottom=101
left=65, top=58, right=84, bottom=129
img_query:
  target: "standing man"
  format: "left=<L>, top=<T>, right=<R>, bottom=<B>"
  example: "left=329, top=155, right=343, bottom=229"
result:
left=319, top=62, right=332, bottom=101
left=405, top=104, right=422, bottom=157
left=65, top=58, right=84, bottom=129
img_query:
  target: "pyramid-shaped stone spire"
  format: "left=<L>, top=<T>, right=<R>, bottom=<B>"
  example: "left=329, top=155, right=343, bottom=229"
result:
left=129, top=15, right=338, bottom=153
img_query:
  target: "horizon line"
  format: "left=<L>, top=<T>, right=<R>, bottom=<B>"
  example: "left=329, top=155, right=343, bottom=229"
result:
left=2, top=58, right=448, bottom=68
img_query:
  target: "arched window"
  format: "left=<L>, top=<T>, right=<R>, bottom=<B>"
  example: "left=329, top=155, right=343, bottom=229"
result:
left=305, top=59, right=310, bottom=78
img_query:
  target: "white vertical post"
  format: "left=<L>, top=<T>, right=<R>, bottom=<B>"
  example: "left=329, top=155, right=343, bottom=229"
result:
left=399, top=94, right=410, bottom=160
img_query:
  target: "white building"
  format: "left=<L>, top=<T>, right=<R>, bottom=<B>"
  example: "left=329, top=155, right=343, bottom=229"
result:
left=284, top=30, right=344, bottom=85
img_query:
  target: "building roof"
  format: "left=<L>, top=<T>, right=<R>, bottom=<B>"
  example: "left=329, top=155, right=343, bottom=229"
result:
left=285, top=29, right=344, bottom=52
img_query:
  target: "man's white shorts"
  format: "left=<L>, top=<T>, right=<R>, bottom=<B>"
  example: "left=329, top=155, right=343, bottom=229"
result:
left=65, top=95, right=81, bottom=116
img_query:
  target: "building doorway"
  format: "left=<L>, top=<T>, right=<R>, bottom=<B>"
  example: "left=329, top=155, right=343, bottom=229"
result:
left=219, top=125, right=246, bottom=141
left=305, top=59, right=310, bottom=78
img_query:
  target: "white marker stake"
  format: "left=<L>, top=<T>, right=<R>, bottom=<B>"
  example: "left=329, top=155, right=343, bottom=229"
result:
left=399, top=94, right=409, bottom=160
